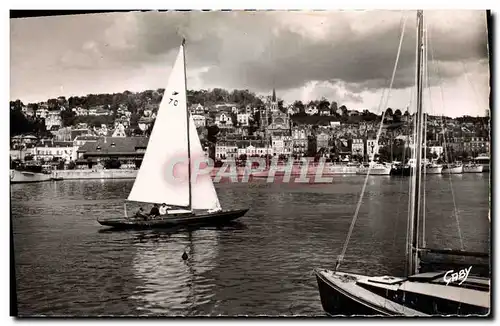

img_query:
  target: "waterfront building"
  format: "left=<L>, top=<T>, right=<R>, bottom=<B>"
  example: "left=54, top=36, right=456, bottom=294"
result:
left=73, top=135, right=100, bottom=148
left=215, top=141, right=239, bottom=160
left=271, top=135, right=293, bottom=157
left=292, top=126, right=309, bottom=157
left=351, top=138, right=364, bottom=157
left=316, top=129, right=330, bottom=150
left=76, top=137, right=149, bottom=168
left=33, top=141, right=75, bottom=162
left=367, top=139, right=379, bottom=159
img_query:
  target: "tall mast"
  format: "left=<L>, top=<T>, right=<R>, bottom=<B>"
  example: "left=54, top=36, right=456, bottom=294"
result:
left=182, top=38, right=192, bottom=210
left=409, top=10, right=425, bottom=275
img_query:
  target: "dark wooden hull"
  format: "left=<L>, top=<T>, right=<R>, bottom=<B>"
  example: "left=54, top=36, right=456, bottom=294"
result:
left=98, top=208, right=249, bottom=230
left=390, top=166, right=412, bottom=176
left=315, top=269, right=489, bottom=316
left=315, top=271, right=392, bottom=316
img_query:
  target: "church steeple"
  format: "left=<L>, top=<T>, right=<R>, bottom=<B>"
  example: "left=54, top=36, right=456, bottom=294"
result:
left=272, top=88, right=276, bottom=102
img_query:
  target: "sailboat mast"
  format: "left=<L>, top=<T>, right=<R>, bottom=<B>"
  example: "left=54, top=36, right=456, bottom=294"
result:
left=183, top=38, right=193, bottom=210
left=409, top=10, right=425, bottom=275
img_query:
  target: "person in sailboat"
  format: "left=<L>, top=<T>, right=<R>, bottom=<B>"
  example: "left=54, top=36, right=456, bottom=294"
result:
left=134, top=207, right=148, bottom=220
left=159, top=203, right=169, bottom=216
left=149, top=204, right=160, bottom=218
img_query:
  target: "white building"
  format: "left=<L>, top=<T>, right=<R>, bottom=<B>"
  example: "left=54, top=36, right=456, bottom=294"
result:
left=34, top=144, right=77, bottom=162
left=237, top=144, right=273, bottom=157
left=306, top=106, right=318, bottom=115
left=192, top=114, right=206, bottom=128
left=215, top=112, right=233, bottom=129
left=112, top=123, right=126, bottom=137
left=72, top=107, right=89, bottom=116
left=45, top=111, right=62, bottom=130
left=36, top=108, right=49, bottom=119
left=351, top=139, right=364, bottom=157
left=271, top=135, right=293, bottom=156
left=237, top=113, right=251, bottom=127
left=215, top=142, right=238, bottom=160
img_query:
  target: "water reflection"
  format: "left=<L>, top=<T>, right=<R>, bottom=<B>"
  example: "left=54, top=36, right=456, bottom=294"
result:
left=11, top=175, right=489, bottom=316
left=129, top=228, right=220, bottom=315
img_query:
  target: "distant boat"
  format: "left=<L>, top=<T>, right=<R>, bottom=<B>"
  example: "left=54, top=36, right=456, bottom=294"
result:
left=442, top=163, right=463, bottom=174
left=425, top=163, right=443, bottom=174
left=355, top=162, right=391, bottom=175
left=314, top=11, right=490, bottom=316
left=473, top=155, right=490, bottom=172
left=10, top=162, right=52, bottom=184
left=98, top=40, right=249, bottom=229
left=463, top=163, right=484, bottom=173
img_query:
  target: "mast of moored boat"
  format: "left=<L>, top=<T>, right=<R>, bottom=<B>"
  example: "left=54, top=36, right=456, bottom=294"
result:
left=182, top=38, right=193, bottom=211
left=408, top=10, right=425, bottom=275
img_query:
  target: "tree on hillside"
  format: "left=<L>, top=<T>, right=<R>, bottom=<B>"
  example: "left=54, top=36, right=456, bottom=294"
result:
left=293, top=100, right=305, bottom=113
left=10, top=108, right=33, bottom=136
left=207, top=125, right=220, bottom=144
left=339, top=105, right=348, bottom=117
left=278, top=100, right=284, bottom=111
left=330, top=101, right=338, bottom=115
left=318, top=97, right=330, bottom=112
left=60, top=110, right=77, bottom=127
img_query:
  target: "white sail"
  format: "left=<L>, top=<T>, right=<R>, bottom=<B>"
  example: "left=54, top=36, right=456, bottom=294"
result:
left=128, top=44, right=190, bottom=206
left=188, top=115, right=221, bottom=211
left=127, top=42, right=221, bottom=211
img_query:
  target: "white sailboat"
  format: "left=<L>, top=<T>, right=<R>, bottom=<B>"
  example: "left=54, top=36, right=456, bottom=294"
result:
left=98, top=40, right=249, bottom=229
left=314, top=11, right=490, bottom=316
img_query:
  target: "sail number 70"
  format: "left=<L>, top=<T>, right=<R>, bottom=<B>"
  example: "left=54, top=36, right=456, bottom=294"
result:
left=169, top=98, right=178, bottom=106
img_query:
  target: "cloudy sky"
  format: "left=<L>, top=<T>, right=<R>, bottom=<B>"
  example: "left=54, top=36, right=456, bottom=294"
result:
left=10, top=10, right=489, bottom=117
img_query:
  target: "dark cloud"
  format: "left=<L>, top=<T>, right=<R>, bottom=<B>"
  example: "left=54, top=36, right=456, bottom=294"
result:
left=10, top=10, right=489, bottom=114
left=105, top=10, right=488, bottom=94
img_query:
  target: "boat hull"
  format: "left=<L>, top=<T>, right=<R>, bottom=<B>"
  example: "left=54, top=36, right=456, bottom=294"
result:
left=442, top=166, right=463, bottom=174
left=425, top=166, right=443, bottom=174
left=355, top=167, right=391, bottom=176
left=315, top=269, right=489, bottom=316
left=10, top=169, right=52, bottom=184
left=315, top=270, right=390, bottom=316
left=98, top=208, right=249, bottom=230
left=463, top=165, right=484, bottom=173
left=390, top=166, right=412, bottom=176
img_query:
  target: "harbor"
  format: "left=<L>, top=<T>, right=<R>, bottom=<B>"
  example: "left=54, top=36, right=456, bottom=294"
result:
left=9, top=9, right=491, bottom=318
left=11, top=174, right=490, bottom=316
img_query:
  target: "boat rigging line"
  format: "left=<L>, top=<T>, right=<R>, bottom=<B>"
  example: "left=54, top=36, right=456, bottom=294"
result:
left=334, top=13, right=408, bottom=272
left=427, top=24, right=464, bottom=251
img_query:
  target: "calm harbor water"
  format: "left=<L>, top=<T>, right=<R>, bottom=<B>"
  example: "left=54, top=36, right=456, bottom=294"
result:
left=11, top=174, right=490, bottom=316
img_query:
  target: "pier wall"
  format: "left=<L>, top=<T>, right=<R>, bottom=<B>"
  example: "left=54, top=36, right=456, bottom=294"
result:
left=210, top=165, right=358, bottom=177
left=52, top=169, right=138, bottom=180
left=51, top=164, right=358, bottom=181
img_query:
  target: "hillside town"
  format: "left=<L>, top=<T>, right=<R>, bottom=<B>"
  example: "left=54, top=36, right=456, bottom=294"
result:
left=10, top=88, right=490, bottom=171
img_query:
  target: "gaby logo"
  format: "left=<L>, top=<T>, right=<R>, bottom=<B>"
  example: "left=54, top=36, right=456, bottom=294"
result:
left=443, top=266, right=472, bottom=286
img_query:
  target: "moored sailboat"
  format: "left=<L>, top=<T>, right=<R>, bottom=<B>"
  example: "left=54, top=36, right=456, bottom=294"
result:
left=355, top=161, right=391, bottom=175
left=425, top=163, right=443, bottom=174
left=98, top=40, right=249, bottom=229
left=441, top=163, right=463, bottom=174
left=314, top=11, right=490, bottom=316
left=463, top=163, right=484, bottom=173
